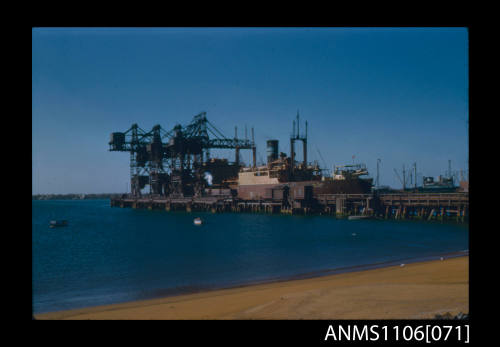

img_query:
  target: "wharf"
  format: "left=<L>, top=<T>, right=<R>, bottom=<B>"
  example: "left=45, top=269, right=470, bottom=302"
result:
left=316, top=193, right=468, bottom=222
left=111, top=192, right=468, bottom=222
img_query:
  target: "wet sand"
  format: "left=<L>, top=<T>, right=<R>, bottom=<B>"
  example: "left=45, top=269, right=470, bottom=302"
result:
left=35, top=256, right=468, bottom=320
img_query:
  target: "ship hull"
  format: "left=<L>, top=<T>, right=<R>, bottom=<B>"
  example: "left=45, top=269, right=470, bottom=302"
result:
left=238, top=178, right=373, bottom=200
left=314, top=178, right=373, bottom=195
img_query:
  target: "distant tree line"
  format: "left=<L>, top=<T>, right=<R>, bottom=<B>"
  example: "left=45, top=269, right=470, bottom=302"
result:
left=32, top=193, right=124, bottom=200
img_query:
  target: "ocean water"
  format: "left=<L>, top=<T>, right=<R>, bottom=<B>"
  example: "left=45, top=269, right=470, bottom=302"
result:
left=32, top=199, right=469, bottom=314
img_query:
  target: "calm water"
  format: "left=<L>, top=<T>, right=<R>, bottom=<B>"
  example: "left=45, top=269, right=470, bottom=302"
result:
left=32, top=200, right=468, bottom=314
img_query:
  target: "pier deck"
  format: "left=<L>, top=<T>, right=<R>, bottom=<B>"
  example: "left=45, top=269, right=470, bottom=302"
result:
left=110, top=192, right=469, bottom=222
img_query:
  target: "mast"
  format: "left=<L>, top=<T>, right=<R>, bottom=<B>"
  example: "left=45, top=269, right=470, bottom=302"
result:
left=303, top=120, right=307, bottom=166
left=402, top=164, right=406, bottom=191
left=414, top=162, right=417, bottom=189
left=252, top=127, right=256, bottom=168
left=376, top=159, right=381, bottom=188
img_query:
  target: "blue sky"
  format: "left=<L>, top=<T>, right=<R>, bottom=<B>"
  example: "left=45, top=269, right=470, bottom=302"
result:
left=32, top=27, right=468, bottom=194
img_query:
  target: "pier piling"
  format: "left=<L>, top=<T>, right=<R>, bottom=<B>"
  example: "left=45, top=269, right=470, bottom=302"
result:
left=110, top=192, right=468, bottom=223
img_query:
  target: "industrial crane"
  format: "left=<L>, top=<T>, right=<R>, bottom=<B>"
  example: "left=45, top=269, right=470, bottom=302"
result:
left=109, top=112, right=256, bottom=198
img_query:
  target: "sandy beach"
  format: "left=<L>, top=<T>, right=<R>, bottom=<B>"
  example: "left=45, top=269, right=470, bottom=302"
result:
left=35, top=256, right=468, bottom=320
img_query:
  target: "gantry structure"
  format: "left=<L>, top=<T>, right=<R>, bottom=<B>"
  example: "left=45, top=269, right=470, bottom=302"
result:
left=109, top=112, right=256, bottom=197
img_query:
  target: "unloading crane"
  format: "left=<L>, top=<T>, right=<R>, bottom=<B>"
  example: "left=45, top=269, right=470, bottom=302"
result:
left=109, top=112, right=256, bottom=198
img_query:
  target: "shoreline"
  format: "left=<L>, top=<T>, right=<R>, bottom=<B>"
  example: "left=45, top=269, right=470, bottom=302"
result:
left=35, top=254, right=469, bottom=320
left=33, top=250, right=468, bottom=315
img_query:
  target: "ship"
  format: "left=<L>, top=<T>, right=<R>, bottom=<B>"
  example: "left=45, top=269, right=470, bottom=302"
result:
left=416, top=175, right=458, bottom=193
left=236, top=152, right=373, bottom=200
left=234, top=114, right=373, bottom=200
left=414, top=160, right=463, bottom=193
left=320, top=164, right=374, bottom=194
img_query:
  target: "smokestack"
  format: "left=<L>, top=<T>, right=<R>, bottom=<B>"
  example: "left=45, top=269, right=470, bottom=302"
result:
left=266, top=140, right=279, bottom=164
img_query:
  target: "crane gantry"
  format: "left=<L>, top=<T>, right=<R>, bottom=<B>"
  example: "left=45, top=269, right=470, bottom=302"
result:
left=109, top=112, right=256, bottom=198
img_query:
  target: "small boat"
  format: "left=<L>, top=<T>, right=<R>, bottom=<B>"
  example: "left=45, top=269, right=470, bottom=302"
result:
left=193, top=217, right=202, bottom=226
left=49, top=220, right=68, bottom=228
left=347, top=215, right=372, bottom=221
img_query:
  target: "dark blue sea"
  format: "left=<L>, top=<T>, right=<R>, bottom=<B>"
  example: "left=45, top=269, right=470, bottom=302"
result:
left=32, top=199, right=469, bottom=314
